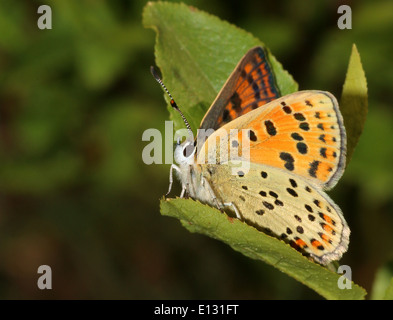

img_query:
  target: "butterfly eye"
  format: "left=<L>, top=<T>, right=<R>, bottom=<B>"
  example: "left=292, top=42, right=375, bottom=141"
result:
left=183, top=144, right=195, bottom=158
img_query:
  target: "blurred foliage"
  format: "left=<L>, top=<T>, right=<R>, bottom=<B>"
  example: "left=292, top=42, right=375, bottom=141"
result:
left=370, top=259, right=393, bottom=299
left=340, top=44, right=368, bottom=164
left=0, top=0, right=392, bottom=299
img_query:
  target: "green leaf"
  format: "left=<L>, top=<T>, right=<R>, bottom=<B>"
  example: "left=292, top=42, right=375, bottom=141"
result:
left=384, top=278, right=393, bottom=300
left=370, top=260, right=393, bottom=300
left=161, top=198, right=366, bottom=300
left=340, top=44, right=368, bottom=165
left=143, top=1, right=297, bottom=134
left=144, top=2, right=367, bottom=299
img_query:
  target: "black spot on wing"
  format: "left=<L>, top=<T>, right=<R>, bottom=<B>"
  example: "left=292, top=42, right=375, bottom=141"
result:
left=296, top=226, right=304, bottom=234
left=222, top=109, right=231, bottom=122
left=279, top=152, right=295, bottom=171
left=262, top=201, right=274, bottom=210
left=248, top=130, right=257, bottom=141
left=299, top=122, right=310, bottom=131
left=286, top=188, right=298, bottom=197
left=289, top=179, right=297, bottom=188
left=308, top=214, right=315, bottom=221
left=294, top=113, right=306, bottom=121
left=309, top=160, right=320, bottom=178
left=320, top=147, right=327, bottom=158
left=259, top=190, right=267, bottom=197
left=274, top=199, right=284, bottom=206
left=296, top=142, right=308, bottom=154
left=269, top=191, right=278, bottom=198
left=291, top=133, right=304, bottom=141
left=319, top=134, right=326, bottom=143
left=282, top=105, right=292, bottom=114
left=264, top=120, right=277, bottom=136
left=230, top=92, right=242, bottom=113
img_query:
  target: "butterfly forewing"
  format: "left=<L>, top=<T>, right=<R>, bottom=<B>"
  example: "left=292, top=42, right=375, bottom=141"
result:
left=198, top=91, right=346, bottom=189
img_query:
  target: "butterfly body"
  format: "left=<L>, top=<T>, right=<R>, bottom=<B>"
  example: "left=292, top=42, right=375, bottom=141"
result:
left=160, top=46, right=350, bottom=265
left=172, top=141, right=228, bottom=213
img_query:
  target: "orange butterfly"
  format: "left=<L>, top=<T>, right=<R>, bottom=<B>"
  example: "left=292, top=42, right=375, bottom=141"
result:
left=153, top=46, right=349, bottom=265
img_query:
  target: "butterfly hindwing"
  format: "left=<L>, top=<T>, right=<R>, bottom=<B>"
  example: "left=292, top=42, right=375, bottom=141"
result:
left=203, top=162, right=350, bottom=265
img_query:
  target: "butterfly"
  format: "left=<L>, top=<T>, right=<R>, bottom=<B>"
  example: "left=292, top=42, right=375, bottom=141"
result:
left=152, top=46, right=350, bottom=265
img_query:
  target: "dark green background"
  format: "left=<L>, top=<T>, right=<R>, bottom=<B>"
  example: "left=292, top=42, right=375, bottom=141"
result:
left=0, top=0, right=392, bottom=299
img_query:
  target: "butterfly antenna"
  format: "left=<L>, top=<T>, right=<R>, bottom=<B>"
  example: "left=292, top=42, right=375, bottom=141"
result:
left=150, top=66, right=194, bottom=139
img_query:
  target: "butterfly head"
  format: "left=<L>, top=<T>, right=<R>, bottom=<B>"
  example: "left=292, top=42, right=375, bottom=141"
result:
left=174, top=138, right=196, bottom=165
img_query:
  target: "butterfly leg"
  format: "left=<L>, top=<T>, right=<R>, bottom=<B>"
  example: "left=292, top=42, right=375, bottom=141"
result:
left=167, top=164, right=181, bottom=196
left=179, top=185, right=187, bottom=198
left=223, top=202, right=242, bottom=220
left=200, top=175, right=223, bottom=209
left=186, top=166, right=196, bottom=198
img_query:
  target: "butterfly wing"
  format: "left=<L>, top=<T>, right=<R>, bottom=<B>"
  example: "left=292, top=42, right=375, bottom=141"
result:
left=203, top=162, right=350, bottom=265
left=197, top=91, right=346, bottom=190
left=199, top=46, right=280, bottom=132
